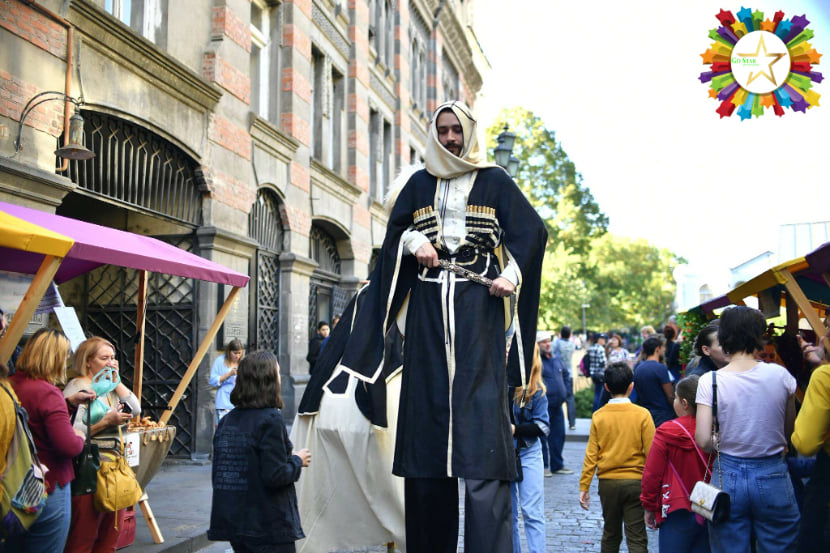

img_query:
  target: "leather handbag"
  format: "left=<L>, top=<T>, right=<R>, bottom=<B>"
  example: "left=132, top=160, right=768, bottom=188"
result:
left=71, top=401, right=100, bottom=496
left=689, top=370, right=730, bottom=524
left=93, top=426, right=142, bottom=513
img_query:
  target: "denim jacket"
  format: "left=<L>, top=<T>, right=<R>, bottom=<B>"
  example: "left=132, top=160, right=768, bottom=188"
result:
left=512, top=389, right=550, bottom=449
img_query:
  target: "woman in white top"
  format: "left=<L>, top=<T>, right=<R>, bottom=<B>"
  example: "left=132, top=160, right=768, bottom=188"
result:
left=694, top=306, right=798, bottom=553
left=606, top=333, right=631, bottom=367
left=63, top=336, right=141, bottom=553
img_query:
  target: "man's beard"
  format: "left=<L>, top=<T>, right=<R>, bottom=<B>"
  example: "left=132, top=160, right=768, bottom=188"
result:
left=445, top=143, right=461, bottom=156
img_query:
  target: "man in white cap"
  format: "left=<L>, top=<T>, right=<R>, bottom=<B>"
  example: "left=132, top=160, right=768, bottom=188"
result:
left=338, top=101, right=547, bottom=552
left=537, top=330, right=574, bottom=476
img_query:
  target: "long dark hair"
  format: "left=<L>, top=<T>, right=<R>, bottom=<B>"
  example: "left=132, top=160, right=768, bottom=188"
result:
left=230, top=350, right=282, bottom=409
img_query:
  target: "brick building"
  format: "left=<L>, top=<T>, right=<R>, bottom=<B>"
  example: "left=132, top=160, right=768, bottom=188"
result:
left=0, top=0, right=486, bottom=457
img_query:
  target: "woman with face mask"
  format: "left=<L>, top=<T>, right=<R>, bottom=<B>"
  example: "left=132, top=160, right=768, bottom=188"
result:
left=63, top=336, right=141, bottom=553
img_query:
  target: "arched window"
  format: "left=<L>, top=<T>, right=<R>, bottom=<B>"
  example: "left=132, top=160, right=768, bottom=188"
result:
left=62, top=110, right=203, bottom=226
left=308, top=225, right=344, bottom=341
left=248, top=188, right=286, bottom=354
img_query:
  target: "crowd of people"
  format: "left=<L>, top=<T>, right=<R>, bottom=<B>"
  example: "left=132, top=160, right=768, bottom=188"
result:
left=3, top=98, right=829, bottom=553
left=1, top=331, right=143, bottom=553
left=577, top=306, right=830, bottom=553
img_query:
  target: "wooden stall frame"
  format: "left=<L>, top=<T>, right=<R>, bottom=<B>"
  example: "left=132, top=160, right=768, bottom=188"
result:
left=0, top=255, right=62, bottom=364
left=159, top=285, right=242, bottom=425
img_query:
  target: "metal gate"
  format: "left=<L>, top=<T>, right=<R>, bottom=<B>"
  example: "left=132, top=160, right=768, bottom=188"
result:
left=248, top=189, right=284, bottom=353
left=252, top=250, right=280, bottom=353
left=82, top=235, right=196, bottom=457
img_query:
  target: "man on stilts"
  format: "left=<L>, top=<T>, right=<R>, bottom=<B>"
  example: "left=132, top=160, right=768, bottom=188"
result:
left=339, top=101, right=547, bottom=552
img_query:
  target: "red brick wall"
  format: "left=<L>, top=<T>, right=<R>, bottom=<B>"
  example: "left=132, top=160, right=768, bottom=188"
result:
left=202, top=53, right=251, bottom=104
left=0, top=0, right=67, bottom=60
left=0, top=70, right=63, bottom=138
left=205, top=168, right=257, bottom=211
left=208, top=114, right=251, bottom=160
left=211, top=6, right=251, bottom=52
left=283, top=203, right=311, bottom=237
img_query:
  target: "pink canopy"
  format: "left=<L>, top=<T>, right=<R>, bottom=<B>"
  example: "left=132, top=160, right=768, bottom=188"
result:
left=0, top=201, right=249, bottom=287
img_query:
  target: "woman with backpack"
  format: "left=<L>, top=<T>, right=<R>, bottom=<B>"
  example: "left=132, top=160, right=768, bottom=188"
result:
left=6, top=329, right=91, bottom=553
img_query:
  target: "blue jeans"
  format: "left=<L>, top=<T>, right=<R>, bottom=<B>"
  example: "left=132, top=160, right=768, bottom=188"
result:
left=709, top=452, right=800, bottom=553
left=541, top=399, right=565, bottom=471
left=565, top=393, right=576, bottom=427
left=592, top=380, right=605, bottom=412
left=660, top=509, right=709, bottom=553
left=511, top=439, right=545, bottom=552
left=4, top=482, right=71, bottom=553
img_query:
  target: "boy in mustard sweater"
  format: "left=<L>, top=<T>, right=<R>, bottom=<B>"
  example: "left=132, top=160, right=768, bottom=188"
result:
left=579, top=361, right=655, bottom=553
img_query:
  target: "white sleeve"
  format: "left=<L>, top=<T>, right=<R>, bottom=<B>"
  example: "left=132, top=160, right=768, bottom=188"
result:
left=401, top=229, right=429, bottom=256
left=499, top=258, right=520, bottom=286
left=118, top=391, right=142, bottom=417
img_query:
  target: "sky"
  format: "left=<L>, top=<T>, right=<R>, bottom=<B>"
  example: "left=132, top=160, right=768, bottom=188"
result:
left=473, top=0, right=830, bottom=294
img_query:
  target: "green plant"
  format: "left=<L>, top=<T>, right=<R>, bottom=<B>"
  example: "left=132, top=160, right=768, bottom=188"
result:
left=574, top=387, right=594, bottom=419
left=677, top=309, right=709, bottom=365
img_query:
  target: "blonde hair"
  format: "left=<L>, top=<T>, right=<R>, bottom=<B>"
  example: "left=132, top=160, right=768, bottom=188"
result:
left=73, top=336, right=116, bottom=377
left=514, top=343, right=547, bottom=402
left=16, top=328, right=71, bottom=384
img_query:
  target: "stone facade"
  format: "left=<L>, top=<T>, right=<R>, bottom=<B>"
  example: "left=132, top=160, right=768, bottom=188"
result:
left=0, top=0, right=485, bottom=457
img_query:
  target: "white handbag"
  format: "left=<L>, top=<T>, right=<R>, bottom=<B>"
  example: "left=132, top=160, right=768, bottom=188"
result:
left=690, top=370, right=730, bottom=524
left=690, top=480, right=730, bottom=523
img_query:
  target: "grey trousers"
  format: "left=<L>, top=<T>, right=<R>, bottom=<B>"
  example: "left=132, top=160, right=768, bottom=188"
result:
left=405, top=477, right=512, bottom=553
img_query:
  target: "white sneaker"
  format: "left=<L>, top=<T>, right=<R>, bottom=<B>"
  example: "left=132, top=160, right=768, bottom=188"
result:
left=554, top=467, right=574, bottom=475
left=544, top=469, right=554, bottom=477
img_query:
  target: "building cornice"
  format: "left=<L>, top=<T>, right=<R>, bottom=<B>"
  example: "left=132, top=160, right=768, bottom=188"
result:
left=68, top=0, right=222, bottom=113
left=250, top=114, right=301, bottom=165
left=310, top=160, right=362, bottom=206
left=435, top=2, right=483, bottom=94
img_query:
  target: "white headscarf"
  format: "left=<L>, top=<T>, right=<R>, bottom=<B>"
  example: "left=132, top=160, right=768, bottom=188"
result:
left=424, top=101, right=500, bottom=179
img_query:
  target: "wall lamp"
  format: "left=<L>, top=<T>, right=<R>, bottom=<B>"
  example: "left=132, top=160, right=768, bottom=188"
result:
left=14, top=91, right=95, bottom=161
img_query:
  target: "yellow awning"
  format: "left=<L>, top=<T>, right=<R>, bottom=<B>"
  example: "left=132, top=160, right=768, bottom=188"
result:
left=0, top=210, right=75, bottom=258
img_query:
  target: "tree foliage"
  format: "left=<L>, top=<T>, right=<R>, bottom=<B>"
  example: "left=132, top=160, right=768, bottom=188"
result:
left=485, top=107, right=608, bottom=256
left=482, top=107, right=682, bottom=332
left=582, top=234, right=683, bottom=331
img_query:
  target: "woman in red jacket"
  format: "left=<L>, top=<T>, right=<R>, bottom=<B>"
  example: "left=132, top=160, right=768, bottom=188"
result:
left=640, top=375, right=711, bottom=553
left=7, top=328, right=92, bottom=553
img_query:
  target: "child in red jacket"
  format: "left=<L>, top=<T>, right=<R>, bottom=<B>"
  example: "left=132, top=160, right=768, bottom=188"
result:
left=640, top=375, right=711, bottom=553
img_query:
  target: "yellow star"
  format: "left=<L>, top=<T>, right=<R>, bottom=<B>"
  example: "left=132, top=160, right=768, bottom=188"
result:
left=737, top=33, right=787, bottom=87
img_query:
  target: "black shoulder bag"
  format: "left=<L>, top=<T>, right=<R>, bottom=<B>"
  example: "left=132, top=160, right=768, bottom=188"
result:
left=71, top=400, right=100, bottom=496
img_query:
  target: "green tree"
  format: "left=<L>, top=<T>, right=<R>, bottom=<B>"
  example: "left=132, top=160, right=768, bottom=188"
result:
left=485, top=107, right=608, bottom=256
left=537, top=243, right=586, bottom=331
left=583, top=234, right=684, bottom=331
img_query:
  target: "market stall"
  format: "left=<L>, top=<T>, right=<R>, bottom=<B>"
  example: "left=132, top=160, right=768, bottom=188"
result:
left=0, top=200, right=250, bottom=544
left=684, top=241, right=830, bottom=395
left=689, top=242, right=830, bottom=338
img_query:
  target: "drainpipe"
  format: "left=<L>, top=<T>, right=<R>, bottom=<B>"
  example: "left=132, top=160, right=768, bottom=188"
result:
left=22, top=1, right=76, bottom=172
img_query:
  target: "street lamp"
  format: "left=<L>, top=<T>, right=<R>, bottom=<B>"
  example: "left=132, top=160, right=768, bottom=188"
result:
left=581, top=303, right=590, bottom=341
left=13, top=91, right=95, bottom=161
left=493, top=124, right=518, bottom=178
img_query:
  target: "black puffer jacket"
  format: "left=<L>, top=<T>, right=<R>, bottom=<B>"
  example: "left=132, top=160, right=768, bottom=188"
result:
left=208, top=408, right=304, bottom=545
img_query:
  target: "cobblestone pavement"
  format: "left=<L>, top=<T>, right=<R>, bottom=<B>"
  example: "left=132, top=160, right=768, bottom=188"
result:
left=198, top=440, right=658, bottom=553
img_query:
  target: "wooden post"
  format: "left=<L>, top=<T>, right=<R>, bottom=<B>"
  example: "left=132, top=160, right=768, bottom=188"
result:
left=159, top=286, right=242, bottom=425
left=133, top=270, right=148, bottom=407
left=779, top=269, right=828, bottom=337
left=0, top=255, right=62, bottom=364
left=138, top=493, right=164, bottom=544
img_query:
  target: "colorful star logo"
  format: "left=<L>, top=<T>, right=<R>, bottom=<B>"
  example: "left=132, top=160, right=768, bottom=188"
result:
left=699, top=7, right=823, bottom=119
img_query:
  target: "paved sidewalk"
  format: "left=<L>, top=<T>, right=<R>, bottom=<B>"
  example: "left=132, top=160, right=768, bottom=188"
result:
left=128, top=419, right=657, bottom=553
